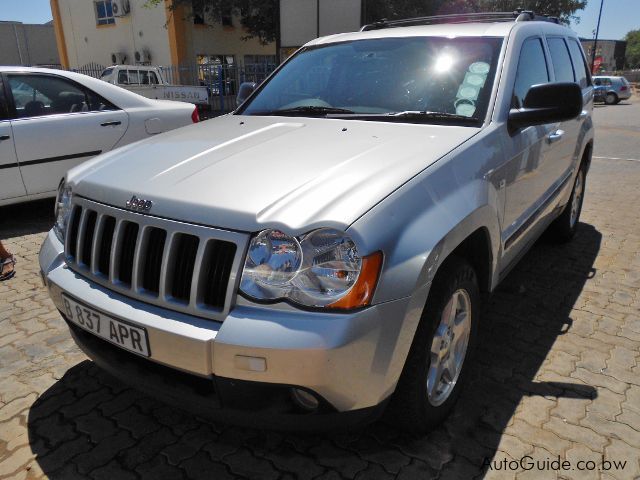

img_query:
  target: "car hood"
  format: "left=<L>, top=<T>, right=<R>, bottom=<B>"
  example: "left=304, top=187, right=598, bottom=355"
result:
left=69, top=115, right=478, bottom=234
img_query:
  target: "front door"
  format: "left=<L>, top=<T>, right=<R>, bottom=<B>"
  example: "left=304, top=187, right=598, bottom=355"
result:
left=502, top=36, right=557, bottom=259
left=5, top=72, right=129, bottom=196
left=0, top=77, right=26, bottom=203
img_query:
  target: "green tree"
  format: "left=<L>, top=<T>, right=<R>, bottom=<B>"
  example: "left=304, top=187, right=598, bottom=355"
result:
left=364, top=0, right=587, bottom=24
left=151, top=0, right=587, bottom=45
left=147, top=0, right=278, bottom=45
left=625, top=29, right=640, bottom=68
left=466, top=0, right=587, bottom=24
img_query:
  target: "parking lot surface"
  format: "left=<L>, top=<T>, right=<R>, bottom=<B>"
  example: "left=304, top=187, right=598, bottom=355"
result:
left=1, top=99, right=639, bottom=479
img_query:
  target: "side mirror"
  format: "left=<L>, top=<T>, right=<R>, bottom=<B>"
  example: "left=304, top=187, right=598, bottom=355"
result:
left=236, top=82, right=257, bottom=107
left=508, top=82, right=582, bottom=131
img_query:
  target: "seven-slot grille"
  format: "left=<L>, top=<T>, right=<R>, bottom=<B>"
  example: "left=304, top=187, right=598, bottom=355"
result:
left=64, top=197, right=246, bottom=321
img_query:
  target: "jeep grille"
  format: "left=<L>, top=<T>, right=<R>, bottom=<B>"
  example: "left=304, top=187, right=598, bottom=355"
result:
left=64, top=197, right=247, bottom=321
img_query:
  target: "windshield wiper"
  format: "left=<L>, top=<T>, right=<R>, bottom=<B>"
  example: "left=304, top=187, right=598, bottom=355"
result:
left=258, top=106, right=356, bottom=116
left=386, top=111, right=480, bottom=124
left=320, top=110, right=480, bottom=125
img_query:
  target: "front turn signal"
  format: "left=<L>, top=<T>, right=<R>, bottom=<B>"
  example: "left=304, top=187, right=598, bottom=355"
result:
left=327, top=251, right=383, bottom=310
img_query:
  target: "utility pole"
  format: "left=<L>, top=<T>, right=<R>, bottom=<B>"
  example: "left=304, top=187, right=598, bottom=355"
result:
left=590, top=0, right=604, bottom=74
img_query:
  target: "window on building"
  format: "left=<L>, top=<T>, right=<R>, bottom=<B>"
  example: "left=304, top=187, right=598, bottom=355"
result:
left=243, top=55, right=277, bottom=82
left=244, top=55, right=277, bottom=66
left=192, top=1, right=205, bottom=25
left=95, top=0, right=115, bottom=26
left=513, top=38, right=549, bottom=109
left=221, top=6, right=233, bottom=27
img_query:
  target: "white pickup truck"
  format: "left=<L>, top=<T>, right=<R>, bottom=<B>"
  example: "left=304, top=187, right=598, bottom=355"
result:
left=100, top=65, right=209, bottom=106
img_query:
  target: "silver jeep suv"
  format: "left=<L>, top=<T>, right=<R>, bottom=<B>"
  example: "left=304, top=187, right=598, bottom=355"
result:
left=40, top=11, right=594, bottom=431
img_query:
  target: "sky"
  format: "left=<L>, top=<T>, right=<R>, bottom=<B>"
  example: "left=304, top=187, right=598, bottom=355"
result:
left=0, top=0, right=637, bottom=40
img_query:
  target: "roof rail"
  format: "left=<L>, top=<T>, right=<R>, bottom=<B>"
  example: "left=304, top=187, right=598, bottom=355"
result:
left=360, top=9, right=560, bottom=31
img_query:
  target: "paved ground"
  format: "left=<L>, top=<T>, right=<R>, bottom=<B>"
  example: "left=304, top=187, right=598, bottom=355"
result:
left=1, top=98, right=640, bottom=480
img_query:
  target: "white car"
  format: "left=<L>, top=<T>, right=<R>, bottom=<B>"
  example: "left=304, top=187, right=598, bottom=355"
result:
left=0, top=67, right=199, bottom=206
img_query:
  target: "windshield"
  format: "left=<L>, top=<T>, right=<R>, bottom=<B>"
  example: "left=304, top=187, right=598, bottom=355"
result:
left=100, top=68, right=114, bottom=79
left=240, top=36, right=503, bottom=123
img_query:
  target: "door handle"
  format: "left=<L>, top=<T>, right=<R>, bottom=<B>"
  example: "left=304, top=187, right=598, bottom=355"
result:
left=547, top=130, right=565, bottom=144
left=100, top=121, right=122, bottom=127
left=0, top=135, right=10, bottom=141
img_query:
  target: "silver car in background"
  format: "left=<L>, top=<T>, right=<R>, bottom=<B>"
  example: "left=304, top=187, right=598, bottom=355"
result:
left=40, top=12, right=593, bottom=432
left=593, top=75, right=633, bottom=104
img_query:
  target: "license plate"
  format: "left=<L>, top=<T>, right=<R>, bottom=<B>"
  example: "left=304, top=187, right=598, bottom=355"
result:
left=62, top=294, right=150, bottom=357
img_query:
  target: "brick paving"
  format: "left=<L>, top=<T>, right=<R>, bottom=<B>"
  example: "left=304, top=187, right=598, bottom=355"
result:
left=1, top=138, right=640, bottom=478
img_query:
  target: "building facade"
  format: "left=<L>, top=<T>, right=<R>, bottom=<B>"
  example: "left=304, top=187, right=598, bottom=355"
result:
left=279, top=0, right=362, bottom=60
left=580, top=39, right=627, bottom=72
left=0, top=21, right=60, bottom=66
left=51, top=0, right=276, bottom=76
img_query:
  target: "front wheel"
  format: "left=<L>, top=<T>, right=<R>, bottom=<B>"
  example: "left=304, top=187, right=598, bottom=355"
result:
left=387, top=257, right=480, bottom=432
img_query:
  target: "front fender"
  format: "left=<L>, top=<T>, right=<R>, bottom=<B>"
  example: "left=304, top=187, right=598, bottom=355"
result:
left=348, top=130, right=504, bottom=305
left=345, top=130, right=504, bottom=394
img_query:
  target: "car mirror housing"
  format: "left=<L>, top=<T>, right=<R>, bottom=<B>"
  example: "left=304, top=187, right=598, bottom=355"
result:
left=508, top=82, right=583, bottom=131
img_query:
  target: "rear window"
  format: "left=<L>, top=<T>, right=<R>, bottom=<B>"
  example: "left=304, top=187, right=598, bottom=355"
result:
left=547, top=37, right=575, bottom=83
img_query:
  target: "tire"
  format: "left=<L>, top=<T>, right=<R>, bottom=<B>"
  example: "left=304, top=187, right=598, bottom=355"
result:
left=548, top=165, right=586, bottom=242
left=386, top=256, right=480, bottom=433
left=605, top=92, right=617, bottom=105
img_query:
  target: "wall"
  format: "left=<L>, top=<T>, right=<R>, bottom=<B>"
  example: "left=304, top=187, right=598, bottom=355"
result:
left=183, top=14, right=276, bottom=65
left=56, top=0, right=173, bottom=69
left=55, top=0, right=276, bottom=71
left=580, top=39, right=627, bottom=72
left=280, top=0, right=361, bottom=48
left=0, top=22, right=60, bottom=66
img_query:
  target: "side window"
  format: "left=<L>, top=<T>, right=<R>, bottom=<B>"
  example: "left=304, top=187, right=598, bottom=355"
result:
left=8, top=74, right=117, bottom=118
left=0, top=78, right=8, bottom=120
left=117, top=70, right=129, bottom=84
left=567, top=39, right=590, bottom=88
left=139, top=70, right=159, bottom=85
left=513, top=38, right=549, bottom=109
left=547, top=38, right=575, bottom=83
left=594, top=78, right=602, bottom=86
left=100, top=67, right=114, bottom=80
left=127, top=70, right=141, bottom=85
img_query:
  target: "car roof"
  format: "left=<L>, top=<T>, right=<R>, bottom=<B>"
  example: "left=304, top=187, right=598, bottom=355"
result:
left=0, top=66, right=155, bottom=109
left=108, top=65, right=158, bottom=70
left=306, top=20, right=576, bottom=47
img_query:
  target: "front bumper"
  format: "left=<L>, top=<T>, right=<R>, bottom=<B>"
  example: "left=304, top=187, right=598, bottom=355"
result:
left=40, top=230, right=424, bottom=415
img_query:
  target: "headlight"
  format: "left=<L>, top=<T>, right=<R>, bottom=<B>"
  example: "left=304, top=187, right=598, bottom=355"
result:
left=53, top=180, right=73, bottom=243
left=240, top=228, right=382, bottom=309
